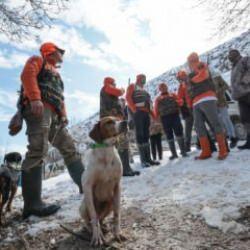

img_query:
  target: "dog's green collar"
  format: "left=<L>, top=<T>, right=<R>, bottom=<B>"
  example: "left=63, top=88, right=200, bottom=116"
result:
left=90, top=143, right=109, bottom=149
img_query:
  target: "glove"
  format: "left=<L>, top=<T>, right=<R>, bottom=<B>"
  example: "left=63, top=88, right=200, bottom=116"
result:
left=30, top=100, right=44, bottom=117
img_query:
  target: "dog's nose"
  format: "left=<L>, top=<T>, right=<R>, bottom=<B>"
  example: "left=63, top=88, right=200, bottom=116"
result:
left=118, top=120, right=128, bottom=134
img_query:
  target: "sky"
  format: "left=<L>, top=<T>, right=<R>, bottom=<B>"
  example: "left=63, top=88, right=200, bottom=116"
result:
left=0, top=0, right=246, bottom=157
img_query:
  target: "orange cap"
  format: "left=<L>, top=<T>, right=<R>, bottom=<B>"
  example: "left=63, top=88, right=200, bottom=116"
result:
left=40, top=42, right=65, bottom=58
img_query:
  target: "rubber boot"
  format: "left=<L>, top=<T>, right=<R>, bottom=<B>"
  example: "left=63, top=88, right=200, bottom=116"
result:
left=67, top=159, right=85, bottom=194
left=138, top=144, right=151, bottom=168
left=185, top=140, right=191, bottom=152
left=118, top=149, right=140, bottom=177
left=195, top=136, right=212, bottom=160
left=22, top=166, right=61, bottom=219
left=168, top=140, right=178, bottom=160
left=238, top=135, right=250, bottom=150
left=230, top=137, right=238, bottom=149
left=177, top=137, right=188, bottom=157
left=144, top=143, right=160, bottom=166
left=216, top=134, right=228, bottom=160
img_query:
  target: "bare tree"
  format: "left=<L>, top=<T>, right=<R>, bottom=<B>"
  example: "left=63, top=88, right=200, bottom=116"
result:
left=0, top=0, right=69, bottom=41
left=195, top=0, right=250, bottom=36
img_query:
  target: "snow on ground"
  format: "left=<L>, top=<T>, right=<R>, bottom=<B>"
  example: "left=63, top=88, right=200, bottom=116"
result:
left=2, top=147, right=250, bottom=243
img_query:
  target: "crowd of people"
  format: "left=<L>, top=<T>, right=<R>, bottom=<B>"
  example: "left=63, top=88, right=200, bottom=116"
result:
left=4, top=42, right=250, bottom=220
left=101, top=50, right=250, bottom=174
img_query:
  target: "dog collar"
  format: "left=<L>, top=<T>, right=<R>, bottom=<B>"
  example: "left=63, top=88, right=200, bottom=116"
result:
left=90, top=143, right=109, bottom=149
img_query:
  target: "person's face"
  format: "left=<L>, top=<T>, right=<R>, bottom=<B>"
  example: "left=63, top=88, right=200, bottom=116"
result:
left=228, top=51, right=240, bottom=64
left=47, top=50, right=64, bottom=64
left=160, top=84, right=168, bottom=93
left=140, top=76, right=146, bottom=85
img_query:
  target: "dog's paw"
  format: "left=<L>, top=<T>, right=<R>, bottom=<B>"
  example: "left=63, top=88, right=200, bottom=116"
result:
left=90, top=224, right=105, bottom=246
left=114, top=232, right=127, bottom=243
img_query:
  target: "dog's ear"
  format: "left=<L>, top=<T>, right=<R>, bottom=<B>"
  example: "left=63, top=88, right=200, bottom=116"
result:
left=89, top=122, right=103, bottom=143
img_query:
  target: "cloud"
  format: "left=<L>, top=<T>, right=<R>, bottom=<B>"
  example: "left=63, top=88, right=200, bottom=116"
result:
left=65, top=90, right=99, bottom=120
left=0, top=51, right=29, bottom=69
left=60, top=0, right=244, bottom=78
left=0, top=89, right=18, bottom=121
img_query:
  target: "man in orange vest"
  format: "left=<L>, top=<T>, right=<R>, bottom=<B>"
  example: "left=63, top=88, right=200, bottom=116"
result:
left=126, top=74, right=160, bottom=168
left=154, top=83, right=187, bottom=159
left=99, top=77, right=140, bottom=176
left=20, top=42, right=84, bottom=219
left=187, top=52, right=228, bottom=160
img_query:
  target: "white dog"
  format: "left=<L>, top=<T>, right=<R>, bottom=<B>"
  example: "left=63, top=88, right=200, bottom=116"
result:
left=79, top=116, right=127, bottom=246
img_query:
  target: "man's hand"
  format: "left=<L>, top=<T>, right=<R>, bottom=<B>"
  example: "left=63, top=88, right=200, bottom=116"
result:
left=60, top=116, right=69, bottom=127
left=30, top=100, right=44, bottom=117
left=120, top=88, right=125, bottom=95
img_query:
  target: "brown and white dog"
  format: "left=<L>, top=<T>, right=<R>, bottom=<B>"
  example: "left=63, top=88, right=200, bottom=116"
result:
left=79, top=117, right=127, bottom=246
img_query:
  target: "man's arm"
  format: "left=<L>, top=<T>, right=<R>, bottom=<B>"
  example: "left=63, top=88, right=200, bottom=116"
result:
left=125, top=84, right=136, bottom=113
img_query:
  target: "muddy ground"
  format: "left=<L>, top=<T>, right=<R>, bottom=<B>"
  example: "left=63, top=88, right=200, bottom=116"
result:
left=0, top=202, right=250, bottom=250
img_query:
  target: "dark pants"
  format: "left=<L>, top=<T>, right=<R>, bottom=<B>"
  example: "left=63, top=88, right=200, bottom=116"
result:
left=150, top=133, right=162, bottom=160
left=134, top=110, right=150, bottom=144
left=238, top=93, right=250, bottom=134
left=184, top=114, right=194, bottom=148
left=161, top=113, right=183, bottom=140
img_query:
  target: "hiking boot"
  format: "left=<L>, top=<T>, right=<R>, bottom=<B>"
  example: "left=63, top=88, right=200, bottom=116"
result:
left=67, top=159, right=85, bottom=194
left=22, top=166, right=60, bottom=219
left=168, top=139, right=178, bottom=160
left=119, top=149, right=140, bottom=177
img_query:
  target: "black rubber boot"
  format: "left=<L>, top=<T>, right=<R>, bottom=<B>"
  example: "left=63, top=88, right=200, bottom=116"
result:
left=67, top=159, right=85, bottom=194
left=119, top=149, right=140, bottom=176
left=22, top=166, right=61, bottom=219
left=168, top=140, right=178, bottom=160
left=185, top=140, right=191, bottom=152
left=144, top=143, right=160, bottom=166
left=238, top=135, right=250, bottom=150
left=177, top=137, right=188, bottom=157
left=230, top=137, right=238, bottom=149
left=138, top=144, right=151, bottom=168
